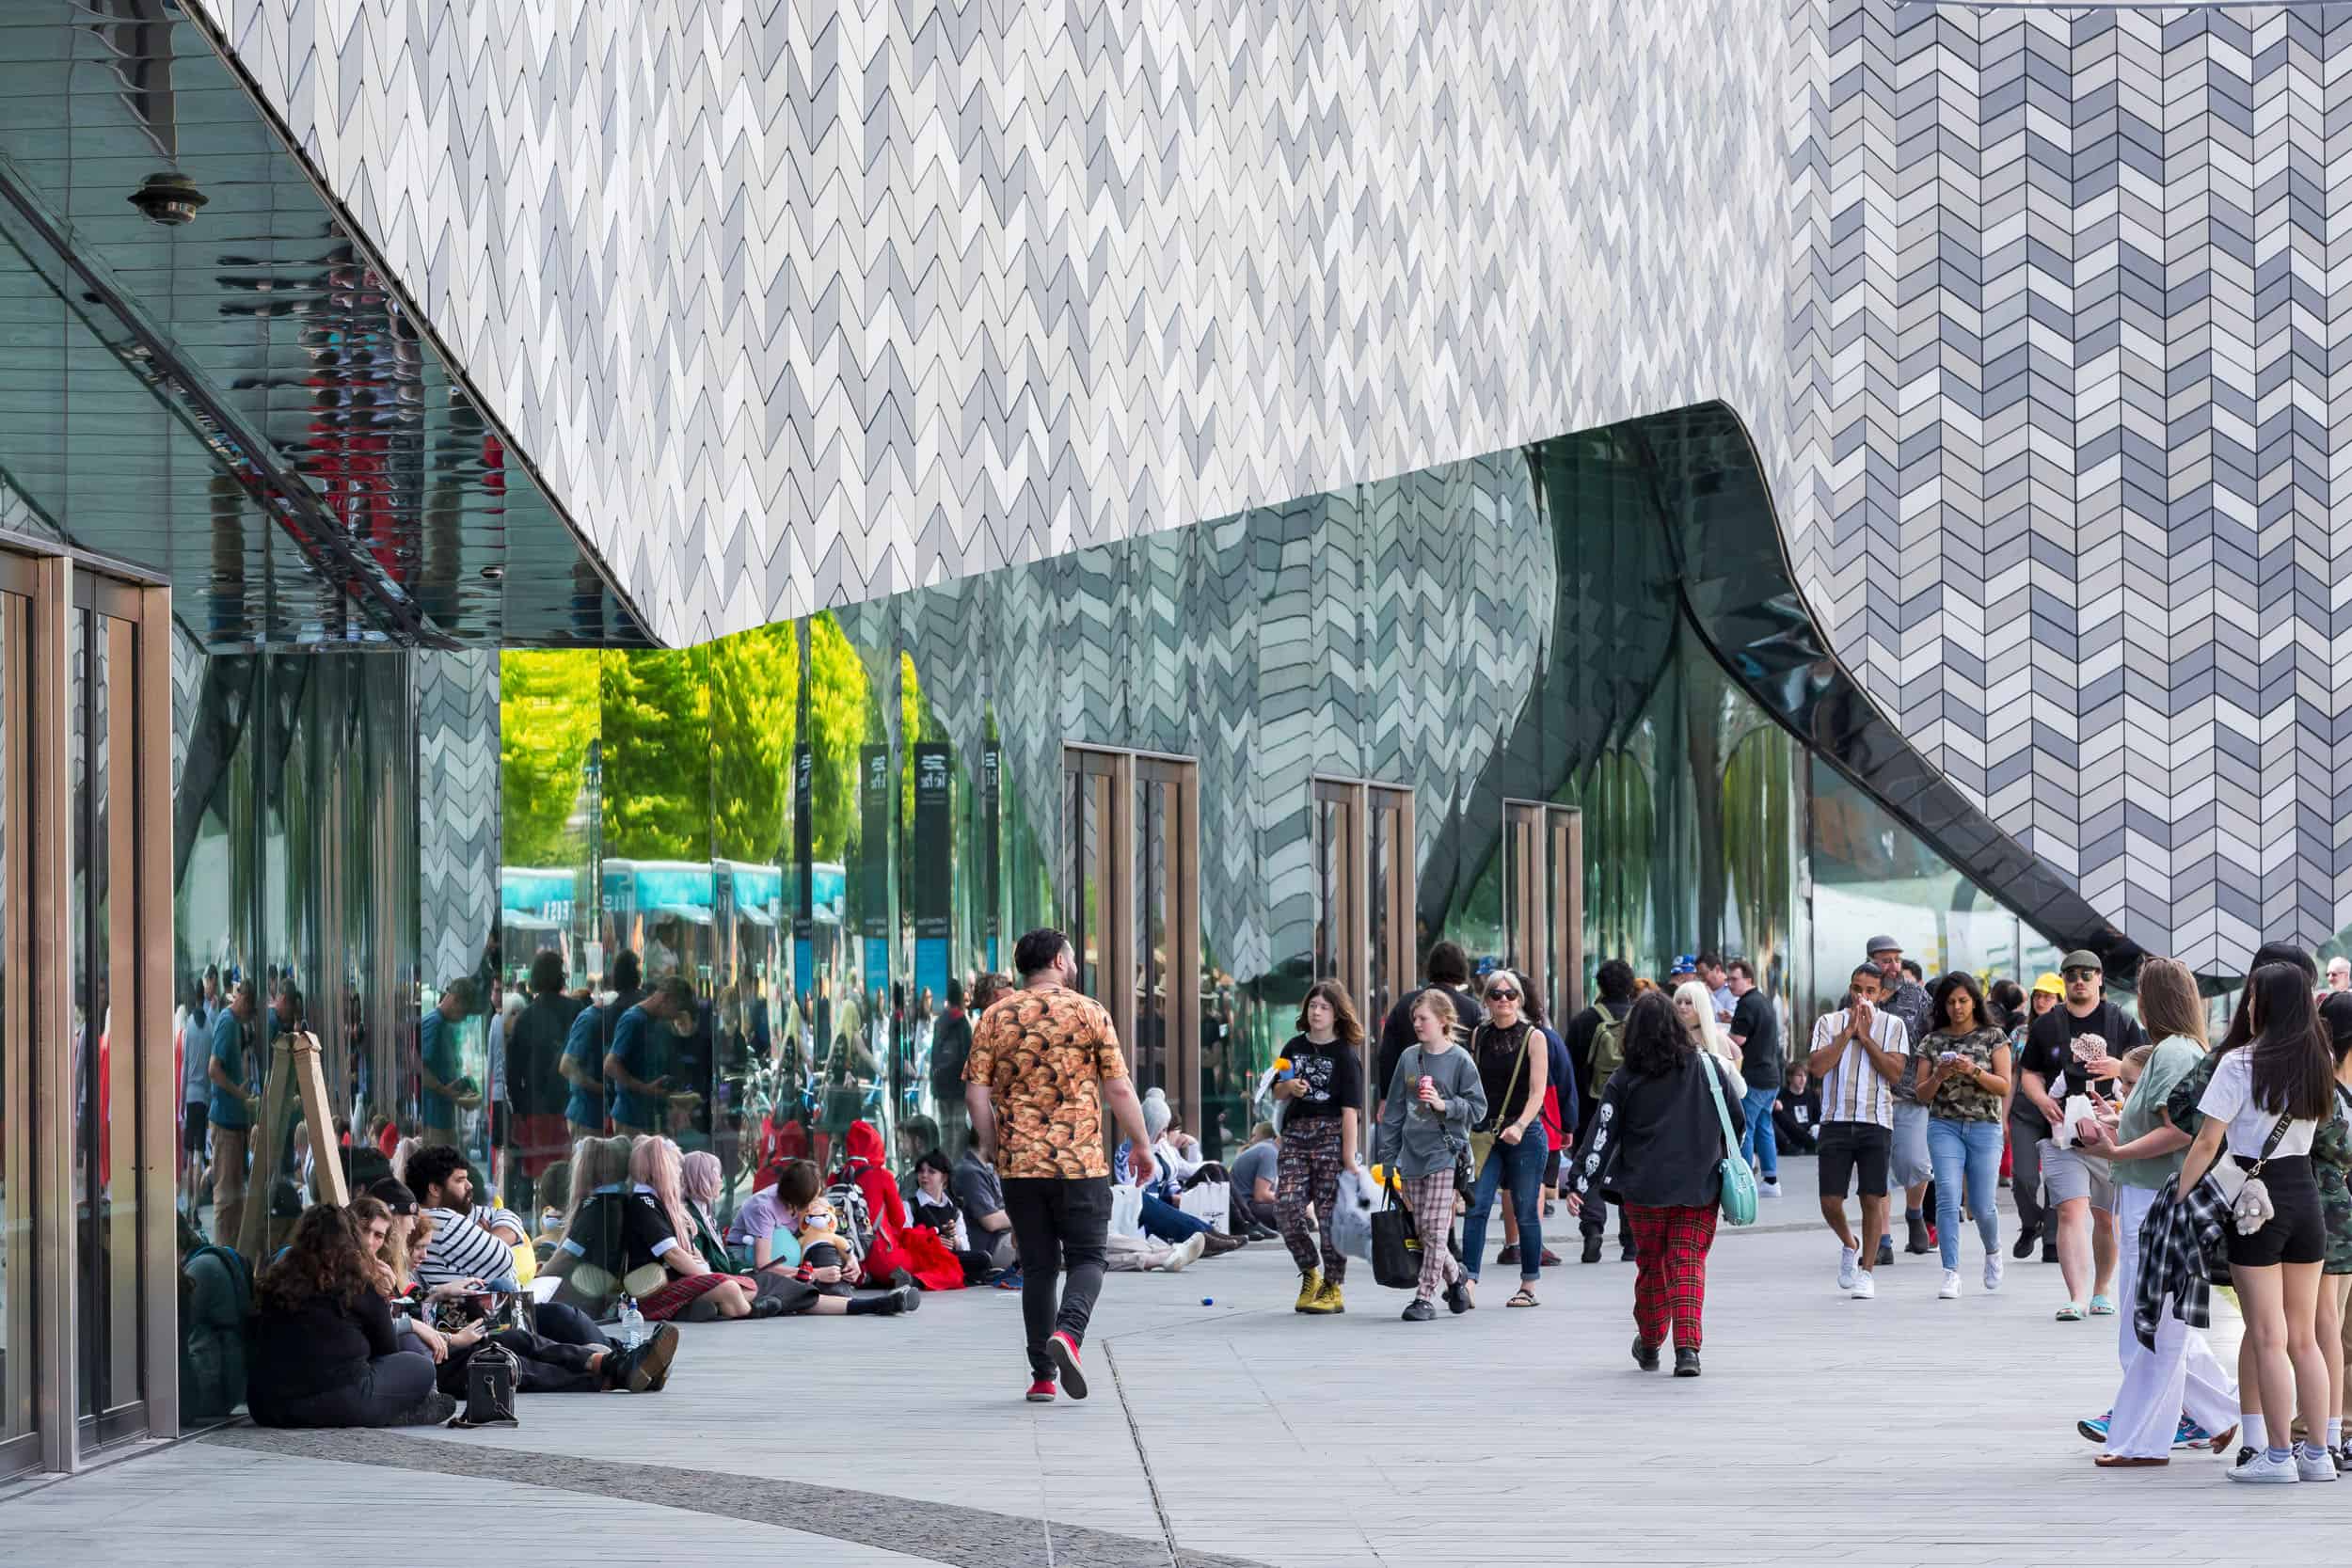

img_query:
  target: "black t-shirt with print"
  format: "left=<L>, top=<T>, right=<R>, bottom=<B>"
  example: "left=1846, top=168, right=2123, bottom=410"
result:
left=1279, top=1035, right=1364, bottom=1123
left=2015, top=1001, right=2144, bottom=1131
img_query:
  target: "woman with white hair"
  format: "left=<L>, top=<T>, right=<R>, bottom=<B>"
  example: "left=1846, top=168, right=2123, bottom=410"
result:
left=1463, top=968, right=1551, bottom=1307
left=1673, top=980, right=1746, bottom=1088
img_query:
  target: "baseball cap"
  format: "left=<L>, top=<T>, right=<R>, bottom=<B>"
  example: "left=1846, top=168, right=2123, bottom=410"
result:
left=368, top=1178, right=419, bottom=1214
left=1865, top=934, right=1901, bottom=956
left=2031, top=972, right=2064, bottom=997
left=2060, top=950, right=2102, bottom=974
left=1670, top=954, right=1697, bottom=974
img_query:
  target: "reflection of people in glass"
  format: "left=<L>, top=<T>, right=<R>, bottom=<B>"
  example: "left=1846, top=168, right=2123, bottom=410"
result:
left=604, top=977, right=694, bottom=1137
left=930, top=978, right=974, bottom=1154
left=418, top=978, right=479, bottom=1136
left=645, top=918, right=682, bottom=981
left=207, top=980, right=261, bottom=1248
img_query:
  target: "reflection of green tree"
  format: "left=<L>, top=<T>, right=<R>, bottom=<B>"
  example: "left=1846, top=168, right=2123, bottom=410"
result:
left=600, top=647, right=711, bottom=859
left=1581, top=749, right=1654, bottom=969
left=806, top=613, right=866, bottom=859
left=708, top=624, right=797, bottom=860
left=500, top=651, right=600, bottom=867
left=1723, top=723, right=1795, bottom=981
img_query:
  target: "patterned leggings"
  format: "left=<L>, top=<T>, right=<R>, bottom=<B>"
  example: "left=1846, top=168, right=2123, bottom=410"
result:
left=1277, top=1117, right=1348, bottom=1283
left=1626, top=1202, right=1717, bottom=1350
left=1403, top=1170, right=1466, bottom=1301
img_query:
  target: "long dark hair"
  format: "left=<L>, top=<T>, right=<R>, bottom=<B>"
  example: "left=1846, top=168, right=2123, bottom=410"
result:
left=1619, top=991, right=1692, bottom=1077
left=1987, top=979, right=2025, bottom=1032
left=1928, top=972, right=1990, bottom=1035
left=2320, top=991, right=2352, bottom=1067
left=2220, top=942, right=2318, bottom=1053
left=1295, top=980, right=1365, bottom=1047
left=2243, top=963, right=2335, bottom=1120
left=256, top=1203, right=377, bottom=1315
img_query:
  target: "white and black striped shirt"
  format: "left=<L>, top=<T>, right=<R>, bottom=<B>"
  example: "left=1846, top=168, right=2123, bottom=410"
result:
left=1810, top=1006, right=1910, bottom=1129
left=419, top=1205, right=524, bottom=1289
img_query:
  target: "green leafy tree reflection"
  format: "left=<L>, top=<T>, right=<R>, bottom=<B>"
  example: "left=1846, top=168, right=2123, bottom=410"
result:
left=600, top=647, right=711, bottom=860
left=500, top=651, right=600, bottom=868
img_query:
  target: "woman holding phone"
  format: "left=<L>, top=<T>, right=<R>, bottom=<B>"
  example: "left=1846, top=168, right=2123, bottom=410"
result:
left=1914, top=973, right=2012, bottom=1300
left=1373, top=988, right=1486, bottom=1322
left=2177, top=964, right=2338, bottom=1484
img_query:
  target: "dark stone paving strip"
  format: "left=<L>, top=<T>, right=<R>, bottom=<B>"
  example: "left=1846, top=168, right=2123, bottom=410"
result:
left=202, top=1425, right=1268, bottom=1568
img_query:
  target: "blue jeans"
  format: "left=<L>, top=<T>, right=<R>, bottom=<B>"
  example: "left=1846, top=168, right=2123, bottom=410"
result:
left=1464, top=1129, right=1547, bottom=1282
left=1739, top=1085, right=1779, bottom=1180
left=1138, top=1192, right=1211, bottom=1244
left=1927, top=1117, right=2002, bottom=1270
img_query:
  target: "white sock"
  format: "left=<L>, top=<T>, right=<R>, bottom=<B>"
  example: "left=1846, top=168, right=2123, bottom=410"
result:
left=2328, top=1418, right=2343, bottom=1449
left=2243, top=1413, right=2266, bottom=1449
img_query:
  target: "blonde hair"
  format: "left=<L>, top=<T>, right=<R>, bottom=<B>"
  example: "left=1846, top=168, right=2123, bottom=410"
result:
left=1411, top=986, right=1462, bottom=1043
left=628, top=1136, right=697, bottom=1261
left=561, top=1135, right=636, bottom=1241
left=1673, top=980, right=1740, bottom=1076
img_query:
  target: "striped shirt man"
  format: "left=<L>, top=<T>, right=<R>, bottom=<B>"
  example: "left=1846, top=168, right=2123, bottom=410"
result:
left=419, top=1204, right=526, bottom=1289
left=1809, top=1005, right=1910, bottom=1128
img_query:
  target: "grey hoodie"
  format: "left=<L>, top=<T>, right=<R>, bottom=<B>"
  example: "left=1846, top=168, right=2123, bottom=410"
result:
left=1372, top=1043, right=1487, bottom=1179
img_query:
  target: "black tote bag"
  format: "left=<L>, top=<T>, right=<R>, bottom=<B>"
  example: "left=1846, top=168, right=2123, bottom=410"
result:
left=1371, top=1173, right=1424, bottom=1290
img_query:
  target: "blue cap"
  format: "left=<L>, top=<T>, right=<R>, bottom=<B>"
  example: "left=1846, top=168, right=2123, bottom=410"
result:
left=1671, top=954, right=1697, bottom=974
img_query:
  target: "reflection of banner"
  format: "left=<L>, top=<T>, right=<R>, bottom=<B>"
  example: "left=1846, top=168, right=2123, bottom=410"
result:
left=914, top=742, right=951, bottom=1002
left=981, top=744, right=1001, bottom=971
left=859, top=743, right=891, bottom=986
left=792, top=743, right=814, bottom=988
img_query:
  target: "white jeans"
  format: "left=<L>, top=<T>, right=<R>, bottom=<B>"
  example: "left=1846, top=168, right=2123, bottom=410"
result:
left=2106, top=1181, right=2237, bottom=1457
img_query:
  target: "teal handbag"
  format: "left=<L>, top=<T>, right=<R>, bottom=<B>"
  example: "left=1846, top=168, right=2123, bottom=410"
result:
left=1703, top=1054, right=1758, bottom=1227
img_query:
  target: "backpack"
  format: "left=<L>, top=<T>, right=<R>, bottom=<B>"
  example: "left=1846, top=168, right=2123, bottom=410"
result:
left=1590, top=1006, right=1630, bottom=1081
left=179, top=1243, right=253, bottom=1421
left=823, top=1174, right=874, bottom=1259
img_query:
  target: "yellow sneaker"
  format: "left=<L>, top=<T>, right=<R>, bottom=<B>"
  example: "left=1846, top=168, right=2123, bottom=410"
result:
left=1311, top=1277, right=1345, bottom=1315
left=1293, top=1270, right=1324, bottom=1312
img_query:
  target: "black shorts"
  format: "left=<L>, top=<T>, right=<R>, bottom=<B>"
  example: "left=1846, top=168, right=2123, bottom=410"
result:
left=1817, top=1120, right=1893, bottom=1199
left=183, top=1101, right=208, bottom=1153
left=2227, top=1155, right=2326, bottom=1269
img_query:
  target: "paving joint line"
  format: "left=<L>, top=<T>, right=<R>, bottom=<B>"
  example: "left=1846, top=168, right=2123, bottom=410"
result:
left=1101, top=1339, right=1180, bottom=1568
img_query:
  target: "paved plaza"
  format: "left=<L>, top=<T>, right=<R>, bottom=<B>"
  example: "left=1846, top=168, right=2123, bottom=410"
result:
left=7, top=1200, right=2344, bottom=1566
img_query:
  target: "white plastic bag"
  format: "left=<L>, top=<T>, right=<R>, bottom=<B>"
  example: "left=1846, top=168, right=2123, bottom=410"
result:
left=1108, top=1182, right=1146, bottom=1239
left=1332, top=1166, right=1375, bottom=1261
left=1179, top=1180, right=1231, bottom=1235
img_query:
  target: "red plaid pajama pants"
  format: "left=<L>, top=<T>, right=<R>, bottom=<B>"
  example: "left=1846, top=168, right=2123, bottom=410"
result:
left=1625, top=1202, right=1717, bottom=1351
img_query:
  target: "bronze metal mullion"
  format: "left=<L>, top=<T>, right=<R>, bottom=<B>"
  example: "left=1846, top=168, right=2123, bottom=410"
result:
left=0, top=594, right=31, bottom=1460
left=29, top=558, right=73, bottom=1473
left=133, top=588, right=175, bottom=1438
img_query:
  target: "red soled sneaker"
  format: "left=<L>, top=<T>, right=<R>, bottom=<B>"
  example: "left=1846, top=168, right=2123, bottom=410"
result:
left=1047, top=1330, right=1088, bottom=1400
left=1025, top=1378, right=1057, bottom=1403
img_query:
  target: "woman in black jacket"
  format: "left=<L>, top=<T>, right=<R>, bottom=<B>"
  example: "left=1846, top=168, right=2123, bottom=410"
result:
left=1567, top=990, right=1743, bottom=1377
left=248, top=1203, right=446, bottom=1427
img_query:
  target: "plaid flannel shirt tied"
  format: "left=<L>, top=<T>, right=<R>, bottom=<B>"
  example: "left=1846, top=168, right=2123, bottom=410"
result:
left=2132, top=1172, right=2229, bottom=1353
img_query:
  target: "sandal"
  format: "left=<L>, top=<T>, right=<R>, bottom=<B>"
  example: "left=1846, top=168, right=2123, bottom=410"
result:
left=2093, top=1455, right=2168, bottom=1468
left=2056, top=1302, right=2085, bottom=1322
left=1507, top=1287, right=1539, bottom=1308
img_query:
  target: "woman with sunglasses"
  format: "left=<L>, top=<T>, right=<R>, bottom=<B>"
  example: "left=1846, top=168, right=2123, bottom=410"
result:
left=1462, top=969, right=1549, bottom=1308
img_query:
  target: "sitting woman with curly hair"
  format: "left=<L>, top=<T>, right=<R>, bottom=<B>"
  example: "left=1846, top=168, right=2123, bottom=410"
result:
left=247, top=1203, right=448, bottom=1427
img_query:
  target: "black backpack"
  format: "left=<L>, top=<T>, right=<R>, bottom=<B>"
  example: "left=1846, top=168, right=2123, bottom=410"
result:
left=179, top=1243, right=253, bottom=1420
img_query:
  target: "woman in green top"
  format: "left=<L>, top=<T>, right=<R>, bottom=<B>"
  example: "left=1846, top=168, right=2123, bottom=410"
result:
left=2077, top=956, right=2237, bottom=1465
left=2312, top=991, right=2352, bottom=1469
left=1913, top=973, right=2012, bottom=1301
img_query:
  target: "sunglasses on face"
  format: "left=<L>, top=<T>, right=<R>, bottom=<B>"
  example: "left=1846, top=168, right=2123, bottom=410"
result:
left=2063, top=968, right=2098, bottom=981
left=1486, top=989, right=1518, bottom=1002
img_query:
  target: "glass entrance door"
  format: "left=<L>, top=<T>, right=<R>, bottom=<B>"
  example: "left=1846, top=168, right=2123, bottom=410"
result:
left=0, top=561, right=34, bottom=1479
left=1502, top=800, right=1584, bottom=1025
left=1312, top=775, right=1415, bottom=1047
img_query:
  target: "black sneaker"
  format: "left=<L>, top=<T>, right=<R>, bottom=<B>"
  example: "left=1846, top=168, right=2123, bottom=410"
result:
left=1581, top=1238, right=1603, bottom=1264
left=2042, top=1243, right=2059, bottom=1265
left=1631, top=1335, right=1659, bottom=1370
left=881, top=1285, right=921, bottom=1316
left=2011, top=1227, right=2038, bottom=1260
left=1443, top=1277, right=1472, bottom=1315
left=2335, top=1444, right=2352, bottom=1475
left=1903, top=1213, right=1932, bottom=1255
left=1497, top=1244, right=1520, bottom=1265
left=1402, top=1298, right=1437, bottom=1322
left=389, top=1388, right=459, bottom=1425
left=1619, top=1242, right=1637, bottom=1263
left=1876, top=1236, right=1895, bottom=1267
left=1673, top=1348, right=1702, bottom=1378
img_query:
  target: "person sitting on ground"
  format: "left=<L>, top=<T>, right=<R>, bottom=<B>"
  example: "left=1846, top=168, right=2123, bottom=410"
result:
left=896, top=1114, right=943, bottom=1205
left=952, top=1135, right=1019, bottom=1283
left=247, top=1203, right=448, bottom=1428
left=908, top=1149, right=999, bottom=1285
left=1774, top=1066, right=1820, bottom=1154
left=1228, top=1121, right=1280, bottom=1241
left=624, top=1135, right=760, bottom=1321
left=404, top=1144, right=530, bottom=1293
left=835, top=1119, right=923, bottom=1288
left=678, top=1148, right=749, bottom=1273
left=721, top=1158, right=914, bottom=1317
left=1116, top=1092, right=1244, bottom=1255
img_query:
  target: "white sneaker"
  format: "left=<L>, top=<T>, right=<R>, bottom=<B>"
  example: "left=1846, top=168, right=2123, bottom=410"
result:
left=1850, top=1271, right=1875, bottom=1300
left=2229, top=1450, right=2299, bottom=1485
left=1938, top=1270, right=1962, bottom=1300
left=2296, top=1444, right=2339, bottom=1482
left=1836, top=1244, right=1859, bottom=1291
left=1982, top=1256, right=2004, bottom=1293
left=1167, top=1233, right=1207, bottom=1272
left=1759, top=1180, right=1783, bottom=1198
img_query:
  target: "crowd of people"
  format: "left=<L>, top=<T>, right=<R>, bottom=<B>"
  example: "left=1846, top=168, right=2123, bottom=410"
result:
left=207, top=911, right=2352, bottom=1489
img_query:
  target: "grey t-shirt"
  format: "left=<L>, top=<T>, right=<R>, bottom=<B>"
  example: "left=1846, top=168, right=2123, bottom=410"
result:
left=1372, top=1043, right=1487, bottom=1180
left=1230, top=1140, right=1279, bottom=1203
left=953, top=1150, right=1013, bottom=1266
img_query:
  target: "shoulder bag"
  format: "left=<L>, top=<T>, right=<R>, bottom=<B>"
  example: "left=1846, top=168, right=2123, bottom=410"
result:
left=1467, top=1026, right=1529, bottom=1175
left=1702, top=1053, right=1758, bottom=1227
left=1370, top=1170, right=1424, bottom=1290
left=2206, top=1111, right=2294, bottom=1236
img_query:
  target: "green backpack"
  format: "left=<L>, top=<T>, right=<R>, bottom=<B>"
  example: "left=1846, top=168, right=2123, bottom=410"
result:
left=1590, top=1007, right=1630, bottom=1080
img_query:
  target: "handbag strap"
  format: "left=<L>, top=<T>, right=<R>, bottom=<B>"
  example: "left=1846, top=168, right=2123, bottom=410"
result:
left=1700, top=1051, right=1740, bottom=1152
left=2248, top=1108, right=2294, bottom=1178
left=1475, top=1024, right=1529, bottom=1132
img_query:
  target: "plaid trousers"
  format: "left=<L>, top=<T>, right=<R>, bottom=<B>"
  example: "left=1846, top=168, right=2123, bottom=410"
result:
left=1277, top=1117, right=1348, bottom=1283
left=1403, top=1170, right=1466, bottom=1301
left=1626, top=1202, right=1718, bottom=1350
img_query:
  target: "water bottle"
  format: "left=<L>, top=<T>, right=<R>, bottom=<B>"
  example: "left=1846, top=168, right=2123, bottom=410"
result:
left=617, top=1297, right=645, bottom=1350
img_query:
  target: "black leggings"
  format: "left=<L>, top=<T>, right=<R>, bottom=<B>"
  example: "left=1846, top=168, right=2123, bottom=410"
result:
left=258, top=1351, right=437, bottom=1427
left=437, top=1327, right=606, bottom=1396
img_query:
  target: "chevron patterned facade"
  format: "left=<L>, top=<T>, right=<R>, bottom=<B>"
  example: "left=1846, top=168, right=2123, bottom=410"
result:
left=187, top=0, right=1794, bottom=648
left=1786, top=0, right=2352, bottom=974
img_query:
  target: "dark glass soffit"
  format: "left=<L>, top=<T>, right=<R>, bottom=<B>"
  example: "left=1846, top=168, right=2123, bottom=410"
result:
left=1616, top=403, right=2147, bottom=983
left=0, top=2, right=649, bottom=649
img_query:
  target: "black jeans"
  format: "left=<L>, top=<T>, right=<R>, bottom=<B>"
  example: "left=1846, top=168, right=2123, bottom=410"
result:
left=1001, top=1176, right=1110, bottom=1379
left=532, top=1300, right=612, bottom=1349
left=437, top=1327, right=607, bottom=1396
left=258, top=1350, right=437, bottom=1427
